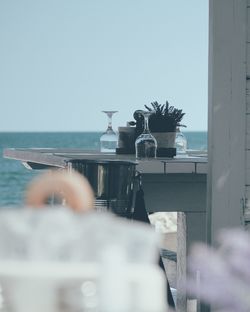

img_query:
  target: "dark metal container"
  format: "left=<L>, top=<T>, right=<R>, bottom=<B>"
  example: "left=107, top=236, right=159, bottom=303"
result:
left=67, top=159, right=137, bottom=218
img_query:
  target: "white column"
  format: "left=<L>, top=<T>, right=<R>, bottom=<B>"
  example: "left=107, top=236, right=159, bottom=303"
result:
left=207, top=0, right=247, bottom=244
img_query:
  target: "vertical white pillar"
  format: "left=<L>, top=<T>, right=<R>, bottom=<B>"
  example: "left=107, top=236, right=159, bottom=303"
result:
left=207, top=0, right=247, bottom=244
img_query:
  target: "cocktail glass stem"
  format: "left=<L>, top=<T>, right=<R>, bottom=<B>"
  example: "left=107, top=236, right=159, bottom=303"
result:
left=102, top=111, right=117, bottom=133
left=107, top=113, right=113, bottom=130
left=143, top=112, right=151, bottom=134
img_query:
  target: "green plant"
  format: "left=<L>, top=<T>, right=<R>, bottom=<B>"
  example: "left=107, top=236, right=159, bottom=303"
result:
left=145, top=101, right=186, bottom=132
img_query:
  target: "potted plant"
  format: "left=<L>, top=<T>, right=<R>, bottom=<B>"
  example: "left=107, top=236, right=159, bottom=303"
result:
left=145, top=101, right=185, bottom=132
left=131, top=101, right=186, bottom=156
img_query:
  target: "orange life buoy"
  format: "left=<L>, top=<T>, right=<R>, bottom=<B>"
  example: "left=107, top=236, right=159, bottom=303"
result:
left=25, top=169, right=94, bottom=213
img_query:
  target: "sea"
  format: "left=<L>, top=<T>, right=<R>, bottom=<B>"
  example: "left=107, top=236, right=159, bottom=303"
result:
left=0, top=131, right=207, bottom=207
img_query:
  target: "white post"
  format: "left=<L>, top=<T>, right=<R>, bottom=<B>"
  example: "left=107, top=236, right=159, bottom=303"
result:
left=207, top=0, right=247, bottom=244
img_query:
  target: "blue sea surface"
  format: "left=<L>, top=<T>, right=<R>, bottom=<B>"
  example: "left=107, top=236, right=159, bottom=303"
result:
left=0, top=131, right=207, bottom=207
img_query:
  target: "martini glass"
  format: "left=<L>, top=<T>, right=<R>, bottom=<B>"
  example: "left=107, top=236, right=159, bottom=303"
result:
left=100, top=111, right=118, bottom=153
left=135, top=111, right=157, bottom=159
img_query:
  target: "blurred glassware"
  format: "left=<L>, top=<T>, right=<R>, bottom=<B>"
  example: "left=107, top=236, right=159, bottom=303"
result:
left=135, top=111, right=157, bottom=159
left=100, top=111, right=118, bottom=153
left=175, top=127, right=187, bottom=155
left=0, top=170, right=167, bottom=312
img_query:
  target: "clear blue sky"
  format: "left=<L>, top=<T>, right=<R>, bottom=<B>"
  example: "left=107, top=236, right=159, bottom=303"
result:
left=0, top=0, right=208, bottom=132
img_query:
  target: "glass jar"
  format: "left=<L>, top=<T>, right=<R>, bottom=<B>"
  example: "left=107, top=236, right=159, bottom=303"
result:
left=175, top=128, right=187, bottom=155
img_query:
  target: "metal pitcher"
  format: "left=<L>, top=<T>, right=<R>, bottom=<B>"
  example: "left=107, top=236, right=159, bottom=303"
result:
left=67, top=159, right=137, bottom=218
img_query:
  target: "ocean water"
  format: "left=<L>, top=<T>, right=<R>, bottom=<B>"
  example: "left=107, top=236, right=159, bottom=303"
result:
left=0, top=131, right=207, bottom=207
